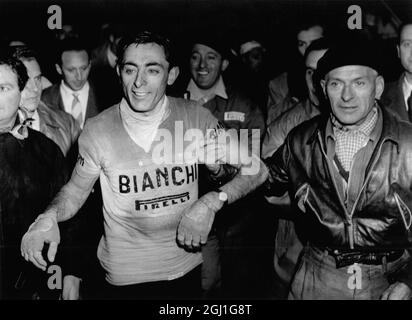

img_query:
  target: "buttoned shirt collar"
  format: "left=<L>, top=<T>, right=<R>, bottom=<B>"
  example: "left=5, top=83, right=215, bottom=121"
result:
left=326, top=106, right=380, bottom=143
left=60, top=80, right=89, bottom=126
left=186, top=76, right=228, bottom=102
left=30, top=109, right=40, bottom=132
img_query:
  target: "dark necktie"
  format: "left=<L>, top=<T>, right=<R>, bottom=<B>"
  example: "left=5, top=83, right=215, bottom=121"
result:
left=408, top=91, right=412, bottom=122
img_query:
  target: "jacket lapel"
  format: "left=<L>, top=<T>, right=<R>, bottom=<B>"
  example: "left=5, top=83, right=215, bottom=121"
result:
left=85, top=85, right=98, bottom=120
left=51, top=84, right=65, bottom=112
left=387, top=74, right=408, bottom=121
left=37, top=103, right=61, bottom=137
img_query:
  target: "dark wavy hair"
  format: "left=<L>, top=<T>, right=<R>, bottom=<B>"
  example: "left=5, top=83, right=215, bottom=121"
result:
left=0, top=51, right=28, bottom=91
left=117, top=30, right=176, bottom=69
left=9, top=45, right=39, bottom=62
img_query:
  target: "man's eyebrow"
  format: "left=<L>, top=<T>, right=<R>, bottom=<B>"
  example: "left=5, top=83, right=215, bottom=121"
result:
left=326, top=76, right=342, bottom=81
left=191, top=50, right=218, bottom=56
left=146, top=62, right=164, bottom=68
left=122, top=61, right=165, bottom=69
left=122, top=62, right=138, bottom=67
left=0, top=81, right=14, bottom=86
left=327, top=76, right=367, bottom=81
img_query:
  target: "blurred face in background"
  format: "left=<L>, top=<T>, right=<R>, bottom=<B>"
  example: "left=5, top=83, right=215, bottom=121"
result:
left=20, top=58, right=42, bottom=113
left=305, top=49, right=327, bottom=106
left=297, top=25, right=324, bottom=56
left=398, top=24, right=412, bottom=79
left=241, top=47, right=265, bottom=73
left=56, top=50, right=91, bottom=91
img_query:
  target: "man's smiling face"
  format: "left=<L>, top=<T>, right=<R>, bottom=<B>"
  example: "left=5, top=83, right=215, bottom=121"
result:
left=190, top=43, right=228, bottom=90
left=118, top=42, right=178, bottom=114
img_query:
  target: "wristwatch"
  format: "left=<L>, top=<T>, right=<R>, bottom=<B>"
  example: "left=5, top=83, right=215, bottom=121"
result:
left=212, top=187, right=229, bottom=209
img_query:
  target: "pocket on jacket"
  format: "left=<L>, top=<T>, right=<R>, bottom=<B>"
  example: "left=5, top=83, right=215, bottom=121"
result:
left=393, top=191, right=412, bottom=230
left=294, top=183, right=323, bottom=224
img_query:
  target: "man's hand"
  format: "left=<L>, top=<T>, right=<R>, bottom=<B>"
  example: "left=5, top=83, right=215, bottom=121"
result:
left=200, top=138, right=227, bottom=175
left=177, top=192, right=221, bottom=250
left=62, top=275, right=82, bottom=300
left=21, top=213, right=60, bottom=271
left=381, top=282, right=412, bottom=300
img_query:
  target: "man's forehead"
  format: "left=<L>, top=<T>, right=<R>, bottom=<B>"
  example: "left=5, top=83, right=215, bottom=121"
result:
left=123, top=43, right=168, bottom=65
left=298, top=26, right=323, bottom=41
left=22, top=59, right=41, bottom=74
left=400, top=24, right=412, bottom=41
left=326, top=65, right=376, bottom=78
left=305, top=49, right=327, bottom=68
left=61, top=50, right=89, bottom=64
left=0, top=64, right=18, bottom=84
left=192, top=43, right=220, bottom=56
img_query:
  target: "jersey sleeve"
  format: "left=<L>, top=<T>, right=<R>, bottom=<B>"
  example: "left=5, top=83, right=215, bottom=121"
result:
left=73, top=122, right=101, bottom=180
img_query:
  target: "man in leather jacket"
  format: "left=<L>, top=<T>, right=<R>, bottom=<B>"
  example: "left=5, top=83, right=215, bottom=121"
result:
left=0, top=52, right=68, bottom=299
left=264, top=36, right=412, bottom=300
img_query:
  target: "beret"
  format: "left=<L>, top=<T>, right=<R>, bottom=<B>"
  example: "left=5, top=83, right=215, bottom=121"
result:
left=316, top=37, right=382, bottom=79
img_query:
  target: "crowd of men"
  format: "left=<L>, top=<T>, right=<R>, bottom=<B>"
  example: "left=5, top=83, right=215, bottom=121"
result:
left=1, top=10, right=412, bottom=300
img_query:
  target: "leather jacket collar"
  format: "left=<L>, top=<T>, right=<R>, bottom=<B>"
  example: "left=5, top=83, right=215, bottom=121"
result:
left=307, top=103, right=400, bottom=150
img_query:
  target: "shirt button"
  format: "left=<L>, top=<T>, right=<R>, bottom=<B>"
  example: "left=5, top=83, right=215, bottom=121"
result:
left=138, top=161, right=143, bottom=166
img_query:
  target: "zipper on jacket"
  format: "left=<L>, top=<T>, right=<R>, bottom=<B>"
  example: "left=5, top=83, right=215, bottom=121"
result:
left=349, top=138, right=388, bottom=219
left=317, top=132, right=349, bottom=218
left=347, top=219, right=355, bottom=249
left=345, top=135, right=389, bottom=251
left=317, top=132, right=388, bottom=250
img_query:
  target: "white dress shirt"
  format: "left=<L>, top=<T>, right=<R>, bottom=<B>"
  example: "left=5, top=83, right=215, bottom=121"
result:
left=402, top=75, right=412, bottom=111
left=59, top=81, right=90, bottom=128
left=30, top=109, right=41, bottom=132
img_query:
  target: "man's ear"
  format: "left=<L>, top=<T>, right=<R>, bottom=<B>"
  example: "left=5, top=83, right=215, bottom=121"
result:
left=375, top=75, right=385, bottom=100
left=167, top=66, right=180, bottom=85
left=320, top=79, right=327, bottom=96
left=221, top=59, right=229, bottom=72
left=55, top=64, right=62, bottom=76
left=397, top=45, right=400, bottom=59
left=116, top=64, right=121, bottom=77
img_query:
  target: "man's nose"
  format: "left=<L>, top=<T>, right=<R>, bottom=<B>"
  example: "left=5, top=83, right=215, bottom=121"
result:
left=28, top=79, right=39, bottom=92
left=341, top=85, right=354, bottom=102
left=75, top=70, right=82, bottom=80
left=199, top=57, right=206, bottom=69
left=134, top=71, right=146, bottom=87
